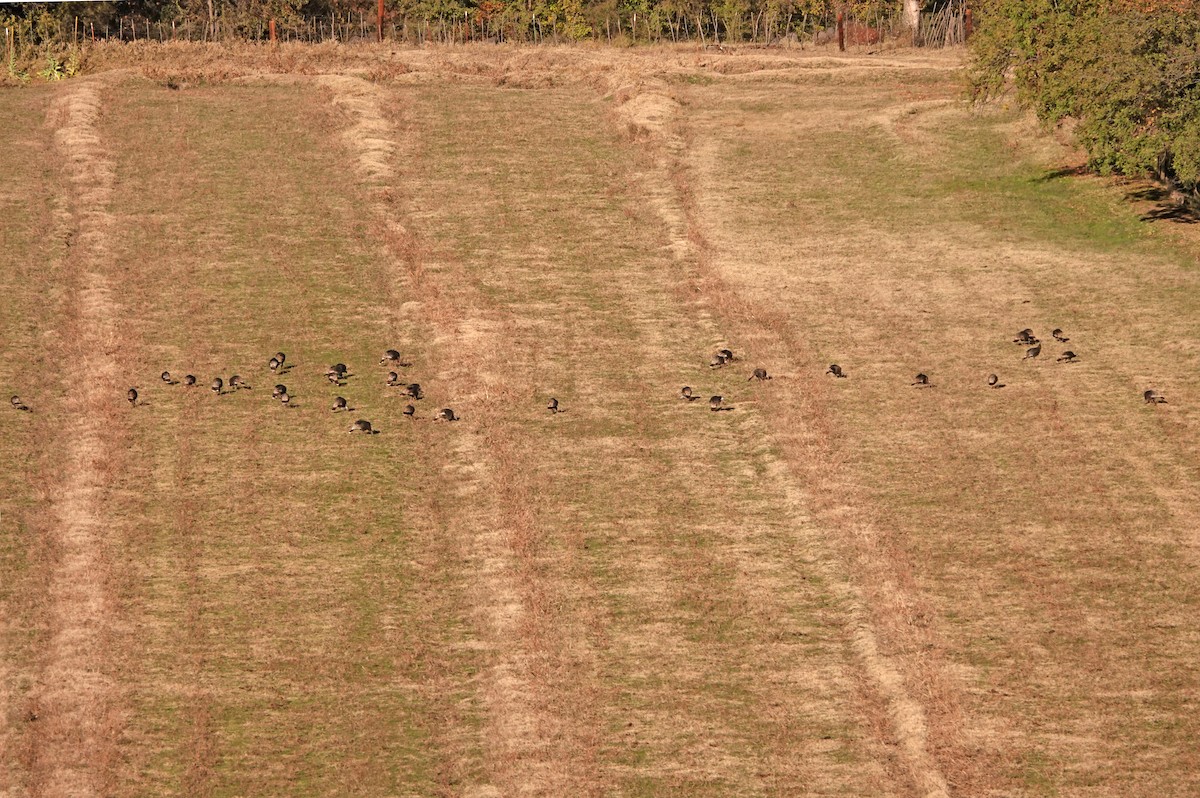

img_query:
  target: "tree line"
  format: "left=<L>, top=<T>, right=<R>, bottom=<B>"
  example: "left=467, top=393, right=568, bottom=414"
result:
left=4, top=0, right=933, bottom=46
left=970, top=0, right=1200, bottom=205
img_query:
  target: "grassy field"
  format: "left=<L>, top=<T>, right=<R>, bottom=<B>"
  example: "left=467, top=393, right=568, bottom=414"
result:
left=1, top=43, right=1199, bottom=797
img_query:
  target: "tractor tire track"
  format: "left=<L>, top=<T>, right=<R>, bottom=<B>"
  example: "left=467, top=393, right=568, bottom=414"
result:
left=604, top=75, right=954, bottom=798
left=316, top=73, right=603, bottom=797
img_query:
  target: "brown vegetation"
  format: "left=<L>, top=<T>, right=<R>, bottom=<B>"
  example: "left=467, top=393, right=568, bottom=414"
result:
left=2, top=43, right=1198, bottom=797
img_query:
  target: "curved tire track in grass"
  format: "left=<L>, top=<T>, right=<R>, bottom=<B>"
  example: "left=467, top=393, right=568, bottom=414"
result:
left=604, top=74, right=954, bottom=798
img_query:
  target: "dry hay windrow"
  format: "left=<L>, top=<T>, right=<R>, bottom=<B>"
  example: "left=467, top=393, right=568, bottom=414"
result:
left=27, top=78, right=126, bottom=798
left=315, top=72, right=604, bottom=795
left=602, top=71, right=955, bottom=798
left=80, top=40, right=963, bottom=97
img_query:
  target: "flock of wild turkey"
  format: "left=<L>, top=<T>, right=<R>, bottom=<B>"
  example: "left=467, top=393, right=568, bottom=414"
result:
left=6, top=349, right=470, bottom=433
left=680, top=347, right=772, bottom=411
left=4, top=325, right=1172, bottom=426
left=684, top=326, right=1171, bottom=407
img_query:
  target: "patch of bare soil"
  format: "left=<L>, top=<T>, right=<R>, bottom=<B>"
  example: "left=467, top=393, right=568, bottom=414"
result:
left=27, top=80, right=124, bottom=798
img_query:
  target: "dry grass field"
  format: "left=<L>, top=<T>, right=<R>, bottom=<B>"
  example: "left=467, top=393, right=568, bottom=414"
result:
left=2, top=42, right=1199, bottom=797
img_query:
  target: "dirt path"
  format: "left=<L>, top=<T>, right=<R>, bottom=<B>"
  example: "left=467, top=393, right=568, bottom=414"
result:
left=26, top=80, right=125, bottom=798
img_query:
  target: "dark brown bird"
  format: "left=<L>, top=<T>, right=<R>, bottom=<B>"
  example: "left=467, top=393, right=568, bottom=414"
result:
left=1144, top=389, right=1168, bottom=404
left=718, top=348, right=734, bottom=362
left=127, top=388, right=138, bottom=406
left=269, top=357, right=280, bottom=372
left=1013, top=328, right=1038, bottom=345
left=272, top=384, right=287, bottom=398
left=279, top=391, right=292, bottom=407
left=331, top=396, right=348, bottom=412
left=748, top=368, right=771, bottom=381
left=183, top=374, right=196, bottom=387
left=273, top=352, right=286, bottom=368
left=680, top=386, right=697, bottom=401
left=913, top=373, right=930, bottom=387
left=987, top=373, right=1003, bottom=388
left=380, top=349, right=402, bottom=365
left=405, top=383, right=423, bottom=399
left=547, top=398, right=560, bottom=413
left=230, top=375, right=249, bottom=390
left=709, top=354, right=726, bottom=369
left=1023, top=344, right=1041, bottom=361
left=1057, top=351, right=1077, bottom=363
left=827, top=364, right=845, bottom=378
left=326, top=363, right=348, bottom=384
left=1052, top=328, right=1069, bottom=343
left=211, top=377, right=223, bottom=395
left=709, top=395, right=723, bottom=411
left=10, top=395, right=29, bottom=411
left=436, top=408, right=458, bottom=422
left=386, top=371, right=400, bottom=386
left=402, top=404, right=416, bottom=419
left=161, top=371, right=173, bottom=384
left=349, top=419, right=374, bottom=434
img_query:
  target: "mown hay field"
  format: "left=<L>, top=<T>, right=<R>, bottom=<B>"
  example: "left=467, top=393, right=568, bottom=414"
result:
left=1, top=43, right=1199, bottom=797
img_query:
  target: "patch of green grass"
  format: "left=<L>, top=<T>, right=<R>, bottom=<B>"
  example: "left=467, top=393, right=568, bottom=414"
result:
left=666, top=72, right=716, bottom=86
left=1017, top=749, right=1061, bottom=796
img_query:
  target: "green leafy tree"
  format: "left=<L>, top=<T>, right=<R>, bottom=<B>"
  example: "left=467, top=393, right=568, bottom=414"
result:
left=970, top=1, right=1200, bottom=200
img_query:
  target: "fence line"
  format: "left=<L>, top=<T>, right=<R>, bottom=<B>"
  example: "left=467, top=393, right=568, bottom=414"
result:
left=4, top=6, right=969, bottom=54
left=916, top=1, right=969, bottom=48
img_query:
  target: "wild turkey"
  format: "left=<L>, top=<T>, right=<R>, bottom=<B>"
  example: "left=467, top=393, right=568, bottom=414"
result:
left=1144, top=390, right=1168, bottom=405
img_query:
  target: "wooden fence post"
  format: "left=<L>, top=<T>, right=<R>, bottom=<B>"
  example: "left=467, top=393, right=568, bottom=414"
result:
left=378, top=0, right=385, bottom=41
left=964, top=6, right=973, bottom=40
left=269, top=18, right=276, bottom=41
left=837, top=10, right=844, bottom=51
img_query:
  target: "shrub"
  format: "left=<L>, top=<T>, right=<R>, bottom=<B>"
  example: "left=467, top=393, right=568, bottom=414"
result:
left=970, top=0, right=1200, bottom=203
